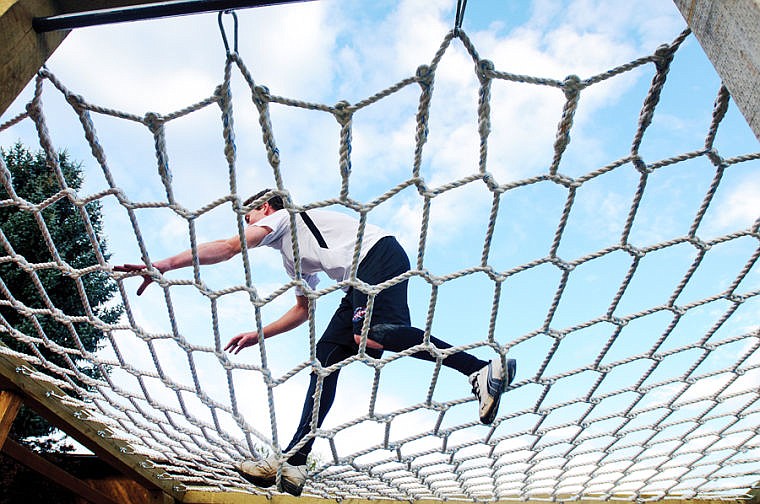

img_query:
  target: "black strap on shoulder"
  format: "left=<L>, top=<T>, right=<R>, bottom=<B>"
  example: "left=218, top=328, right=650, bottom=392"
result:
left=299, top=211, right=328, bottom=249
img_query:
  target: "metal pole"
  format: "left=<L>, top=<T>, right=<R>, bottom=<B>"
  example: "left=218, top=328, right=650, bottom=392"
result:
left=32, top=0, right=316, bottom=33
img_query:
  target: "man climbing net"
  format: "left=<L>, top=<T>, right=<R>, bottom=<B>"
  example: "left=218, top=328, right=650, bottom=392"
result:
left=116, top=188, right=517, bottom=496
left=2, top=0, right=758, bottom=499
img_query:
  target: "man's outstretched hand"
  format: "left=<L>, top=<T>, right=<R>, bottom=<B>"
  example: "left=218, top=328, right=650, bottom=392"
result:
left=113, top=263, right=159, bottom=296
left=225, top=331, right=260, bottom=354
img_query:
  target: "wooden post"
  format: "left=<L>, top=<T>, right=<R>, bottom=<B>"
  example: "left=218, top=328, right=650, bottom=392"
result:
left=0, top=389, right=22, bottom=448
left=672, top=0, right=760, bottom=141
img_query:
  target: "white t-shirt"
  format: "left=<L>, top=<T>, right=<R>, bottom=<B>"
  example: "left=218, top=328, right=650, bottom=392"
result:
left=255, top=209, right=391, bottom=294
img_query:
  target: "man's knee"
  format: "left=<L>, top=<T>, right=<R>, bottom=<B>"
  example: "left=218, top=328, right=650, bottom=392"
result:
left=354, top=333, right=384, bottom=350
left=316, top=340, right=346, bottom=366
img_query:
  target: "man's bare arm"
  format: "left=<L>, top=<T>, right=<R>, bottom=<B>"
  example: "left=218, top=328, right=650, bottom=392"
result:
left=224, top=295, right=309, bottom=354
left=115, top=225, right=272, bottom=295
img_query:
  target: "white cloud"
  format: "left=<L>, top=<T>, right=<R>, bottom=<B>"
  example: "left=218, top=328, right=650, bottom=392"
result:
left=47, top=17, right=219, bottom=113
left=711, top=177, right=760, bottom=231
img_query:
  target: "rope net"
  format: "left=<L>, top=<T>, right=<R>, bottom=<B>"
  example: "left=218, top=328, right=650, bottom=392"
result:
left=1, top=13, right=759, bottom=502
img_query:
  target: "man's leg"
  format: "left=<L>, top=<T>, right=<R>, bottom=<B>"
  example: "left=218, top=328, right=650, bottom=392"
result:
left=351, top=237, right=484, bottom=375
left=351, top=237, right=516, bottom=425
left=366, top=323, right=486, bottom=376
left=238, top=295, right=360, bottom=495
left=364, top=322, right=516, bottom=424
left=237, top=339, right=354, bottom=495
left=283, top=339, right=354, bottom=466
left=276, top=338, right=356, bottom=497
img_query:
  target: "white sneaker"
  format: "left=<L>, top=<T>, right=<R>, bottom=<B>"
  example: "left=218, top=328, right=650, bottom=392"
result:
left=236, top=455, right=278, bottom=487
left=469, top=357, right=516, bottom=424
left=280, top=461, right=308, bottom=496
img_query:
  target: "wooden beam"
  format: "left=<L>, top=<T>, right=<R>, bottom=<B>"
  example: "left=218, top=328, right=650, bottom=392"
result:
left=672, top=0, right=760, bottom=141
left=0, top=0, right=161, bottom=116
left=81, top=474, right=175, bottom=504
left=2, top=438, right=120, bottom=504
left=0, top=347, right=183, bottom=502
left=0, top=0, right=68, bottom=116
left=0, top=389, right=22, bottom=447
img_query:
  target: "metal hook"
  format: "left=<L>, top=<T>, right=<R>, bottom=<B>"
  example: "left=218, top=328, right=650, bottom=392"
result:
left=454, top=0, right=468, bottom=34
left=218, top=9, right=239, bottom=55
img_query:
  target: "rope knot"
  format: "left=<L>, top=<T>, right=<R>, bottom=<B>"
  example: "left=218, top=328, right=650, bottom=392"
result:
left=482, top=172, right=498, bottom=190
left=653, top=44, right=675, bottom=71
left=25, top=100, right=41, bottom=120
left=333, top=100, right=352, bottom=126
left=253, top=85, right=270, bottom=106
left=705, top=148, right=724, bottom=167
left=688, top=236, right=711, bottom=251
left=624, top=243, right=646, bottom=259
left=632, top=156, right=650, bottom=174
left=143, top=112, right=164, bottom=132
left=477, top=59, right=494, bottom=81
left=562, top=74, right=582, bottom=99
left=416, top=65, right=434, bottom=90
left=214, top=84, right=225, bottom=100
left=65, top=92, right=86, bottom=110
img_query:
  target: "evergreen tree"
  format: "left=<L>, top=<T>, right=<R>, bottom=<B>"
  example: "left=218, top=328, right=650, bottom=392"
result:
left=0, top=142, right=122, bottom=446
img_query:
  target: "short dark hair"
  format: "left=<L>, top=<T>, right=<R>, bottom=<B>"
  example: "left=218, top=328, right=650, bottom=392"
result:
left=244, top=189, right=284, bottom=210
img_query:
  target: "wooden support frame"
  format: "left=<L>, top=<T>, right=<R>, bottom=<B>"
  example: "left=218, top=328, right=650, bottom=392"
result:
left=2, top=383, right=173, bottom=502
left=0, top=389, right=22, bottom=447
left=2, top=438, right=120, bottom=504
left=0, top=0, right=67, bottom=116
left=0, top=347, right=183, bottom=503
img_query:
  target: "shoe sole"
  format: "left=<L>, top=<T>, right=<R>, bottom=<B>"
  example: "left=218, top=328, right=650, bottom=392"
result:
left=281, top=478, right=304, bottom=497
left=480, top=391, right=501, bottom=424
left=480, top=359, right=517, bottom=425
left=235, top=468, right=275, bottom=488
left=506, top=358, right=517, bottom=386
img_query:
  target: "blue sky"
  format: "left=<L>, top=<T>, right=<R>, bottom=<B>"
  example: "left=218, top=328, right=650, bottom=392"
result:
left=1, top=0, right=759, bottom=498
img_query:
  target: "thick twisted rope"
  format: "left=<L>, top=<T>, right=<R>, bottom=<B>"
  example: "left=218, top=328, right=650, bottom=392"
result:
left=0, top=22, right=758, bottom=503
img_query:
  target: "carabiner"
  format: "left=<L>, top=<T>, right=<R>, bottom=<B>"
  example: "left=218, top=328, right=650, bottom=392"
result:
left=218, top=10, right=239, bottom=55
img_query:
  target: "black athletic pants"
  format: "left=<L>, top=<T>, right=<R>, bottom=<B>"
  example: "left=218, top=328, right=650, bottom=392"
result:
left=284, top=237, right=486, bottom=466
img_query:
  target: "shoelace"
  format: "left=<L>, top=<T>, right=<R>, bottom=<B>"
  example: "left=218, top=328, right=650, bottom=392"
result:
left=471, top=380, right=482, bottom=399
